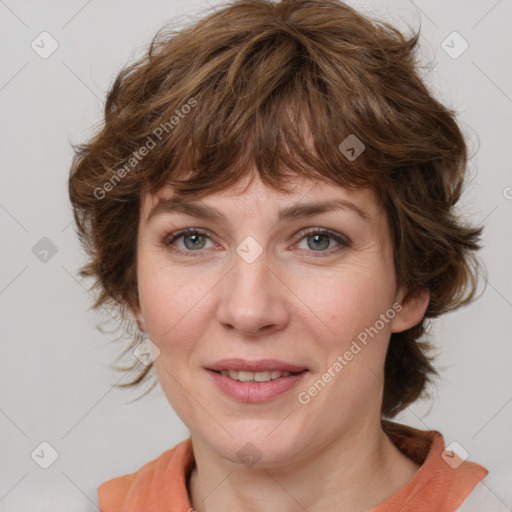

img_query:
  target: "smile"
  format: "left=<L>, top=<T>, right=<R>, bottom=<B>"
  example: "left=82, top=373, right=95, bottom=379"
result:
left=215, top=369, right=300, bottom=382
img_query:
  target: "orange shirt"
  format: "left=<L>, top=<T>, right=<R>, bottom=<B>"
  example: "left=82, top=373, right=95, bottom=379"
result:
left=98, top=422, right=488, bottom=512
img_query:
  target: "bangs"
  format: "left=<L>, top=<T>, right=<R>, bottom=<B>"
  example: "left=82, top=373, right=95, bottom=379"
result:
left=135, top=28, right=378, bottom=199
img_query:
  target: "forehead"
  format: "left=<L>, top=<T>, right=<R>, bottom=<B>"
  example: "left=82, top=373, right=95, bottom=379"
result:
left=141, top=172, right=383, bottom=224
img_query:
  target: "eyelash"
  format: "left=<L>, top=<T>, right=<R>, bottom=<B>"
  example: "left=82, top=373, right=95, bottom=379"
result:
left=162, top=227, right=352, bottom=258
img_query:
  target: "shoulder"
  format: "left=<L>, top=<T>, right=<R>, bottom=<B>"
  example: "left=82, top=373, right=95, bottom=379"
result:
left=98, top=473, right=138, bottom=512
left=97, top=438, right=193, bottom=512
left=455, top=470, right=512, bottom=512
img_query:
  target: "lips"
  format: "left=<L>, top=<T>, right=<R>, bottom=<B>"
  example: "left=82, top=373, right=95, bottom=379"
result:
left=206, top=358, right=308, bottom=373
left=206, top=366, right=308, bottom=402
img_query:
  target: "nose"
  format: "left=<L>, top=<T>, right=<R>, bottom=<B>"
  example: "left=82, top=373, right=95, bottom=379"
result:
left=216, top=245, right=290, bottom=337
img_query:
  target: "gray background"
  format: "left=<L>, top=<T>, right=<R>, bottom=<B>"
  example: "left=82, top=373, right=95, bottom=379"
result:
left=1, top=0, right=511, bottom=510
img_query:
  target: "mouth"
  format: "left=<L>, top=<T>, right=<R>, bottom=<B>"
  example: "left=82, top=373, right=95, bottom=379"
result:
left=210, top=369, right=307, bottom=383
left=205, top=362, right=309, bottom=402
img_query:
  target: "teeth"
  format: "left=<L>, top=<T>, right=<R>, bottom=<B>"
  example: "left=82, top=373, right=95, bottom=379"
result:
left=218, top=369, right=294, bottom=382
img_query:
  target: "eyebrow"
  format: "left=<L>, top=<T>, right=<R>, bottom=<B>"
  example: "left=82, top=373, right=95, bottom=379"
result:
left=147, top=196, right=371, bottom=225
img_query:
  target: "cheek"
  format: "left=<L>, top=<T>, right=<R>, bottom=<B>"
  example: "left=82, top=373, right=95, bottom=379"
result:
left=293, top=264, right=397, bottom=347
left=294, top=270, right=397, bottom=412
left=136, top=257, right=218, bottom=347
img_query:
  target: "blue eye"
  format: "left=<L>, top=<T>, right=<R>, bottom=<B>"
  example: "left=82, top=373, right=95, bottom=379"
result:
left=164, top=228, right=214, bottom=255
left=163, top=227, right=351, bottom=257
left=295, top=228, right=352, bottom=256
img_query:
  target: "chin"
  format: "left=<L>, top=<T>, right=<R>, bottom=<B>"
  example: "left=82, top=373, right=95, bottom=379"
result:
left=201, top=429, right=305, bottom=469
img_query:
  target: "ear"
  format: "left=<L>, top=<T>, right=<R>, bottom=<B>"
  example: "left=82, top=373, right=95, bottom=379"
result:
left=391, top=288, right=430, bottom=333
left=129, top=301, right=146, bottom=333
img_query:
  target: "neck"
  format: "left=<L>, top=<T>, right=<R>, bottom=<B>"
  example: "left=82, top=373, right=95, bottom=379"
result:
left=187, top=421, right=420, bottom=512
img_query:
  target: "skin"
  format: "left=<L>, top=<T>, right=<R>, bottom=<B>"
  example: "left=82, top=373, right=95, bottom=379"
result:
left=132, top=170, right=429, bottom=512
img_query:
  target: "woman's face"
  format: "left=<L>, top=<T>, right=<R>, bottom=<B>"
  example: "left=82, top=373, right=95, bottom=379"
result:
left=134, top=172, right=427, bottom=466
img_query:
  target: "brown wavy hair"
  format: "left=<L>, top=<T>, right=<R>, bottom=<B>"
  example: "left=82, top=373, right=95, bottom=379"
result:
left=68, top=0, right=483, bottom=417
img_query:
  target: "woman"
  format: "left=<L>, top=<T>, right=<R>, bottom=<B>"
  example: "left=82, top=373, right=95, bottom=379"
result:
left=68, top=0, right=490, bottom=510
